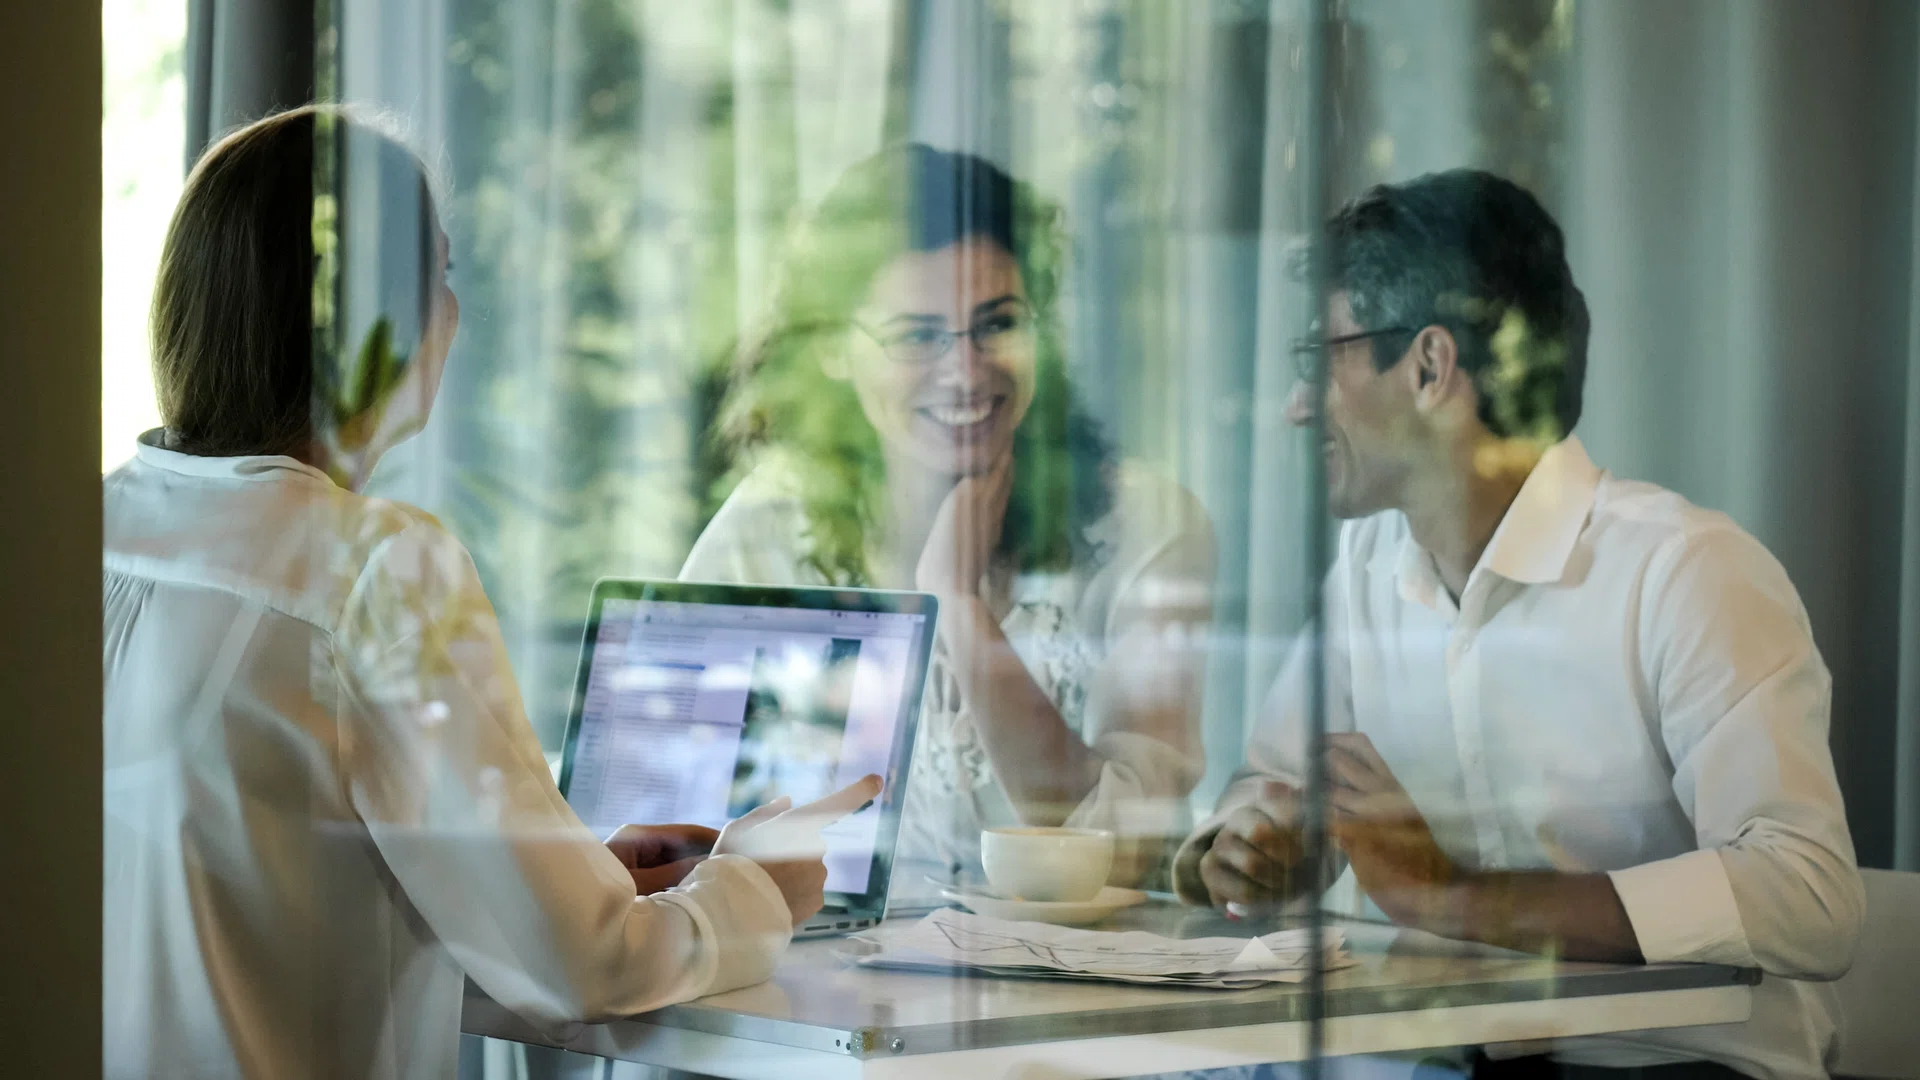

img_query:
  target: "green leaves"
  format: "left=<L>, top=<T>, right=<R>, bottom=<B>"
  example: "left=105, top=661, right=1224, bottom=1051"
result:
left=328, top=316, right=413, bottom=453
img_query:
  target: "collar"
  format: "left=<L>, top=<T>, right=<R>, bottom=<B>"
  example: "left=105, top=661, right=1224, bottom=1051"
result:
left=1476, top=435, right=1601, bottom=586
left=1391, top=435, right=1601, bottom=608
left=133, top=429, right=337, bottom=487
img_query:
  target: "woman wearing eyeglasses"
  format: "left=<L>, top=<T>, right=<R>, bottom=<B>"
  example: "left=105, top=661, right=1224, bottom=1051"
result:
left=683, top=145, right=1215, bottom=896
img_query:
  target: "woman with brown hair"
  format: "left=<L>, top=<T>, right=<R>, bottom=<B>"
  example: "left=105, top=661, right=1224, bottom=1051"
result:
left=686, top=145, right=1215, bottom=897
left=102, top=106, right=875, bottom=1080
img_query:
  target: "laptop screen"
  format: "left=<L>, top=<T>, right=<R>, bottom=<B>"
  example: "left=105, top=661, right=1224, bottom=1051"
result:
left=561, top=589, right=932, bottom=896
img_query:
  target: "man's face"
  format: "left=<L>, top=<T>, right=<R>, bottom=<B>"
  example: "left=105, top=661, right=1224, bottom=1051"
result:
left=1290, top=292, right=1422, bottom=519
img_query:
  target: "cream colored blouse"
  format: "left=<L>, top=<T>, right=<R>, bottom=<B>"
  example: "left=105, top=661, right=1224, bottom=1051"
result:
left=681, top=457, right=1215, bottom=896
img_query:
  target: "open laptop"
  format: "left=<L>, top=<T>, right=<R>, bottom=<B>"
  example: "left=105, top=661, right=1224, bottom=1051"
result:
left=557, top=578, right=936, bottom=937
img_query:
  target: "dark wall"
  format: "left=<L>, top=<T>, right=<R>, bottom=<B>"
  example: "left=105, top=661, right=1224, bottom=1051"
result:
left=0, top=2, right=103, bottom=1073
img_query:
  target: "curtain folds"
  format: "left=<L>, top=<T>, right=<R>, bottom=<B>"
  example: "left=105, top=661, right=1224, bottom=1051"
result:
left=1567, top=0, right=1919, bottom=870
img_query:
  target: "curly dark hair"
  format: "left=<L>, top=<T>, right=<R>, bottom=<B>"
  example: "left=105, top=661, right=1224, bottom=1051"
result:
left=1323, top=169, right=1590, bottom=442
left=707, top=144, right=1115, bottom=586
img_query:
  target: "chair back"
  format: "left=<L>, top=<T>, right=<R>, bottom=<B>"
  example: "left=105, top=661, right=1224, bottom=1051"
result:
left=1834, top=868, right=1920, bottom=1078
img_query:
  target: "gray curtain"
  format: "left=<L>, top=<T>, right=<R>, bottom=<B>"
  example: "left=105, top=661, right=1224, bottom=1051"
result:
left=185, top=0, right=313, bottom=164
left=1565, top=0, right=1920, bottom=870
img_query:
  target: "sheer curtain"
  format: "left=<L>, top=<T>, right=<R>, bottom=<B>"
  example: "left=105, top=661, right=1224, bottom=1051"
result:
left=190, top=0, right=1918, bottom=913
left=325, top=0, right=1345, bottom=778
left=333, top=0, right=910, bottom=742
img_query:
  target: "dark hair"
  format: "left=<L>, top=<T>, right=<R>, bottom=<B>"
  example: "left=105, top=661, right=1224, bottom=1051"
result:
left=710, top=143, right=1115, bottom=586
left=151, top=104, right=438, bottom=458
left=1323, top=169, right=1589, bottom=441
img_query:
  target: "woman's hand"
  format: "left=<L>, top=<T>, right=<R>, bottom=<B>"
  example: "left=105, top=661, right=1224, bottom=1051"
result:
left=604, top=823, right=719, bottom=895
left=915, top=455, right=1013, bottom=598
left=714, top=776, right=884, bottom=928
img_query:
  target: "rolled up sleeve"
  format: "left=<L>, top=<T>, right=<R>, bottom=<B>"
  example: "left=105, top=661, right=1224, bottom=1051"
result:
left=1615, top=529, right=1864, bottom=980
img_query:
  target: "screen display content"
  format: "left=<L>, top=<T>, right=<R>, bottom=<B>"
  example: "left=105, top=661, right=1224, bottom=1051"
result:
left=563, top=599, right=925, bottom=894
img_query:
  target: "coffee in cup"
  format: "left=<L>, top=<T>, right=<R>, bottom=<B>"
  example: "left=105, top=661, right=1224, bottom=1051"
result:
left=980, top=826, right=1115, bottom=902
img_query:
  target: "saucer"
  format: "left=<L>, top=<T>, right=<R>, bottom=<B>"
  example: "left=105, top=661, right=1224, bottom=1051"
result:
left=939, top=884, right=1148, bottom=926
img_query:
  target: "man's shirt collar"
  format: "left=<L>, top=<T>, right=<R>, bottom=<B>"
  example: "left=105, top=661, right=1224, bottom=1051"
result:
left=1392, top=435, right=1602, bottom=611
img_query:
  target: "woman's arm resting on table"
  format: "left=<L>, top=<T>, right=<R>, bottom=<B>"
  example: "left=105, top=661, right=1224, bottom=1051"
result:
left=937, top=481, right=1214, bottom=841
left=335, top=524, right=793, bottom=1029
left=938, top=593, right=1102, bottom=823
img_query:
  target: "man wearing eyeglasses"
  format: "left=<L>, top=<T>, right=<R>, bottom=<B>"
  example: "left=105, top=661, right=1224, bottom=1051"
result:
left=1173, top=170, right=1861, bottom=1080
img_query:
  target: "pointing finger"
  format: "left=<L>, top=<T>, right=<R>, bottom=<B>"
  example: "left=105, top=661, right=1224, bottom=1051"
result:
left=736, top=796, right=792, bottom=827
left=784, top=775, right=883, bottom=826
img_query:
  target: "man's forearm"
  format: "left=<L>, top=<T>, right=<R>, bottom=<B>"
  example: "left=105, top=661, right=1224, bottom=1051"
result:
left=1426, top=871, right=1644, bottom=963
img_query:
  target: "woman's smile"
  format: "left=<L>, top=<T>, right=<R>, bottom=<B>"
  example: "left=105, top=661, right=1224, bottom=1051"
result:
left=915, top=392, right=1007, bottom=438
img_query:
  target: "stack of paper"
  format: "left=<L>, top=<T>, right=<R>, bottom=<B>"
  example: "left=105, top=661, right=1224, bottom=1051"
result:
left=851, top=909, right=1355, bottom=989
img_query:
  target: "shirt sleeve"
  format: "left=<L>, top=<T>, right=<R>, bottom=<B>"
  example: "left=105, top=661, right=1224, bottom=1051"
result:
left=1172, top=536, right=1357, bottom=906
left=1607, top=527, right=1863, bottom=980
left=1062, top=490, right=1216, bottom=886
left=333, top=522, right=792, bottom=1029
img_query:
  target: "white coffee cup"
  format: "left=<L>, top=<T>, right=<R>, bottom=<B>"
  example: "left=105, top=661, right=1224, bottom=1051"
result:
left=980, top=827, right=1115, bottom=902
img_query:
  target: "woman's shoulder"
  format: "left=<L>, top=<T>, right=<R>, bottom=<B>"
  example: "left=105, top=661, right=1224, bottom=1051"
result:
left=702, top=457, right=816, bottom=538
left=353, top=494, right=465, bottom=562
left=1061, top=460, right=1214, bottom=622
left=1089, top=460, right=1214, bottom=560
left=103, top=450, right=474, bottom=635
left=681, top=457, right=818, bottom=585
left=314, top=494, right=488, bottom=642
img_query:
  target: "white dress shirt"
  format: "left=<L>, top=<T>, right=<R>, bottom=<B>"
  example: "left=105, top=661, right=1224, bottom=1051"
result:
left=1178, top=436, right=1863, bottom=1080
left=103, top=433, right=792, bottom=1080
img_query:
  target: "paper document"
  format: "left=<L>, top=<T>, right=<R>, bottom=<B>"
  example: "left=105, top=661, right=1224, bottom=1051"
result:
left=852, top=909, right=1355, bottom=989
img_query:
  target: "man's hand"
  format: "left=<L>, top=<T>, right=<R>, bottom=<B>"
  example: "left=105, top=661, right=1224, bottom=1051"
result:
left=604, top=823, right=719, bottom=895
left=1326, top=733, right=1458, bottom=926
left=1324, top=734, right=1644, bottom=962
left=1195, top=780, right=1309, bottom=909
left=715, top=775, right=884, bottom=928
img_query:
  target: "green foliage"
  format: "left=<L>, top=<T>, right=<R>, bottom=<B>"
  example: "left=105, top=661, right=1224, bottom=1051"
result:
left=329, top=317, right=413, bottom=451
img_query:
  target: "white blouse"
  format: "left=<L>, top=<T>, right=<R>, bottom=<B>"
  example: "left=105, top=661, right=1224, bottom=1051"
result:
left=681, top=457, right=1215, bottom=894
left=103, top=433, right=791, bottom=1080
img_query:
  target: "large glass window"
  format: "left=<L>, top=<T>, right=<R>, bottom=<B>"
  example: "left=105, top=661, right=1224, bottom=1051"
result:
left=106, top=1, right=1917, bottom=1077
